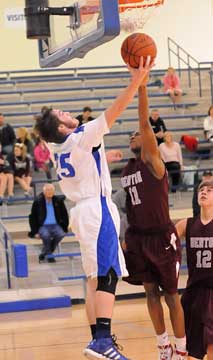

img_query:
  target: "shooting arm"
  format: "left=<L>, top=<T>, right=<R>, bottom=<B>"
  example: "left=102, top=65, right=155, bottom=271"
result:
left=139, top=86, right=165, bottom=178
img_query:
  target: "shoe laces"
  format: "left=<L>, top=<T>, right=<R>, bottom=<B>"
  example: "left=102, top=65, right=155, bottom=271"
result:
left=158, top=344, right=172, bottom=360
left=111, top=334, right=123, bottom=352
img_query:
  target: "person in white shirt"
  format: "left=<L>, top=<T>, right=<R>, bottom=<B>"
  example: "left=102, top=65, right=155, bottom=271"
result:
left=34, top=57, right=154, bottom=360
left=203, top=105, right=213, bottom=142
left=159, top=132, right=183, bottom=192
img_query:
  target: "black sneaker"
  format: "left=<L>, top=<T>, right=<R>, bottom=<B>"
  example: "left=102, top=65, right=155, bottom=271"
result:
left=38, top=253, right=45, bottom=263
left=47, top=257, right=56, bottom=263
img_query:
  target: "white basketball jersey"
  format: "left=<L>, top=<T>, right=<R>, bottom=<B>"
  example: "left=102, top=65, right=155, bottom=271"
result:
left=47, top=113, right=112, bottom=202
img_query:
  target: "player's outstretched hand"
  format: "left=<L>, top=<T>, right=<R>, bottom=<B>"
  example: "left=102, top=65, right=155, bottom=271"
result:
left=127, top=56, right=155, bottom=87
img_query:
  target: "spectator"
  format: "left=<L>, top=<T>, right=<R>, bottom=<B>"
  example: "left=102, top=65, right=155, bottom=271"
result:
left=0, top=144, right=14, bottom=205
left=0, top=113, right=16, bottom=155
left=8, top=143, right=32, bottom=197
left=16, top=127, right=34, bottom=158
left=203, top=105, right=213, bottom=142
left=159, top=132, right=183, bottom=192
left=163, top=67, right=182, bottom=105
left=34, top=138, right=52, bottom=179
left=149, top=109, right=167, bottom=145
left=28, top=183, right=69, bottom=263
left=76, top=106, right=94, bottom=126
left=192, top=170, right=213, bottom=217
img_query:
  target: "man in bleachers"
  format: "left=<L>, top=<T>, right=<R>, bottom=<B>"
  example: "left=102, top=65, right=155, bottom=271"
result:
left=76, top=106, right=94, bottom=126
left=28, top=183, right=69, bottom=263
left=149, top=109, right=167, bottom=145
left=0, top=113, right=16, bottom=155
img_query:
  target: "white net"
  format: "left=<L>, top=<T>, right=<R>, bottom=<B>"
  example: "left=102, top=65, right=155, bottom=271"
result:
left=119, top=0, right=164, bottom=32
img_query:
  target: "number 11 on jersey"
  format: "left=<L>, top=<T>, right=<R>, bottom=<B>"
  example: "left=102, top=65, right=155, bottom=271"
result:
left=129, top=186, right=141, bottom=205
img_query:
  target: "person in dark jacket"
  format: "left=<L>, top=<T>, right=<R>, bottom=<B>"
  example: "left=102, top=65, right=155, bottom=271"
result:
left=149, top=109, right=167, bottom=145
left=0, top=113, right=16, bottom=155
left=192, top=170, right=213, bottom=217
left=76, top=106, right=94, bottom=126
left=28, top=183, right=69, bottom=263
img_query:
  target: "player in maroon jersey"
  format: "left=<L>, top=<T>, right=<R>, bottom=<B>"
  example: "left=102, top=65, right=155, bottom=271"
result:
left=121, top=58, right=187, bottom=360
left=176, top=179, right=213, bottom=360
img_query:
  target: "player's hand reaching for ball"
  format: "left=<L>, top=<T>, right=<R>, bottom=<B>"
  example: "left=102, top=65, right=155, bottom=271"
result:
left=128, top=56, right=155, bottom=87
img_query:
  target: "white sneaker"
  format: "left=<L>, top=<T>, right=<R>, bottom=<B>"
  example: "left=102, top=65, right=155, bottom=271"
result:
left=173, top=346, right=187, bottom=359
left=158, top=344, right=173, bottom=360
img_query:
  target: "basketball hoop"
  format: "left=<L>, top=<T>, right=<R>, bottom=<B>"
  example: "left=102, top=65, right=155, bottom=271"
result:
left=119, top=0, right=164, bottom=32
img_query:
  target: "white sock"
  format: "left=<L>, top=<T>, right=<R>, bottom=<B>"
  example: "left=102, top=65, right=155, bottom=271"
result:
left=157, top=331, right=170, bottom=347
left=175, top=336, right=186, bottom=353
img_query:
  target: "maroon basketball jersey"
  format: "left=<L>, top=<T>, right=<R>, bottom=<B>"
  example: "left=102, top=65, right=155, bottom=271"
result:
left=121, top=158, right=171, bottom=231
left=185, top=217, right=213, bottom=289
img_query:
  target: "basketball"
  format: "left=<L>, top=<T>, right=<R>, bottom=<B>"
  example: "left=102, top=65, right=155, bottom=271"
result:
left=121, top=33, right=157, bottom=68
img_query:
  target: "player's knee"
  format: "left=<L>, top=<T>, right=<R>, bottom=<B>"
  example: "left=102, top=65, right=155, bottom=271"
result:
left=97, top=268, right=118, bottom=295
left=145, top=286, right=161, bottom=303
left=164, top=292, right=179, bottom=309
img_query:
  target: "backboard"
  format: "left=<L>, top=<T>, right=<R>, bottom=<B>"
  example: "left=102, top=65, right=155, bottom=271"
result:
left=38, top=0, right=120, bottom=67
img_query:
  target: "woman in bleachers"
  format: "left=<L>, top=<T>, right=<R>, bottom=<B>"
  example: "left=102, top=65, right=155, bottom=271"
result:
left=16, top=127, right=34, bottom=158
left=159, top=131, right=183, bottom=192
left=0, top=144, right=14, bottom=205
left=163, top=67, right=182, bottom=106
left=8, top=143, right=32, bottom=197
left=33, top=137, right=52, bottom=179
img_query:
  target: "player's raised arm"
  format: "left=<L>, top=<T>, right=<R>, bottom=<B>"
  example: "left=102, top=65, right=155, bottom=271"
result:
left=105, top=57, right=152, bottom=129
left=139, top=58, right=165, bottom=179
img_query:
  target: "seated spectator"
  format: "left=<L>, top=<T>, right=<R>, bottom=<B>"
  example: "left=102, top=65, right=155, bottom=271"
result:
left=8, top=143, right=32, bottom=197
left=149, top=109, right=167, bottom=145
left=16, top=127, right=34, bottom=158
left=203, top=105, right=213, bottom=142
left=76, top=106, right=94, bottom=126
left=163, top=67, right=182, bottom=105
left=28, top=183, right=69, bottom=263
left=159, top=132, right=183, bottom=192
left=34, top=138, right=52, bottom=179
left=192, top=170, right=213, bottom=217
left=0, top=113, right=16, bottom=155
left=0, top=144, right=14, bottom=205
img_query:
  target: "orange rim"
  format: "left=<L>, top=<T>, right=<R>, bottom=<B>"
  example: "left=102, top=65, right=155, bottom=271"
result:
left=119, top=0, right=164, bottom=12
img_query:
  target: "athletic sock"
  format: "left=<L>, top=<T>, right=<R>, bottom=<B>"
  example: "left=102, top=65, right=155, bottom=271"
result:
left=174, top=336, right=186, bottom=353
left=157, top=331, right=170, bottom=346
left=96, top=317, right=111, bottom=339
left=90, top=324, right=96, bottom=340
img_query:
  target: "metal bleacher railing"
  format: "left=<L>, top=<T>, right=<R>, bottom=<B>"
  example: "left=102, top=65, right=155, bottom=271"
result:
left=168, top=37, right=213, bottom=98
left=0, top=220, right=12, bottom=289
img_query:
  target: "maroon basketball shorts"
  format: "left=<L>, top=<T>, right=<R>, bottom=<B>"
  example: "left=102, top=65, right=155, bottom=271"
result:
left=181, top=287, right=213, bottom=359
left=123, top=225, right=182, bottom=294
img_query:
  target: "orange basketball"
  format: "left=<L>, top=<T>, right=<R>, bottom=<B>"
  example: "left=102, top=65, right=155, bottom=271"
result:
left=121, top=32, right=157, bottom=68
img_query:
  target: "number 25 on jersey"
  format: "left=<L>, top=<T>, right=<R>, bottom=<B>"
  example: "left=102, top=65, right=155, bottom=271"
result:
left=54, top=153, right=75, bottom=180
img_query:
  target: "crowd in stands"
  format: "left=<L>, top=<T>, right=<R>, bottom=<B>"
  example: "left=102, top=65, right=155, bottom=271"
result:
left=0, top=88, right=212, bottom=205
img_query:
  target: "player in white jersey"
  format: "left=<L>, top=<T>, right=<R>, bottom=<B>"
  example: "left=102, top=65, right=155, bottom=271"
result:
left=34, top=57, right=154, bottom=360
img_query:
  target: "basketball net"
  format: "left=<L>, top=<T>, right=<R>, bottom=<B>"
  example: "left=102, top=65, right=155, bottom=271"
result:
left=119, top=0, right=164, bottom=32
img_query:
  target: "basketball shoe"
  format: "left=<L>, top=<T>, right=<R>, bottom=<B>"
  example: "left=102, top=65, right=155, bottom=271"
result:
left=83, top=335, right=130, bottom=359
left=173, top=346, right=187, bottom=359
left=158, top=344, right=173, bottom=360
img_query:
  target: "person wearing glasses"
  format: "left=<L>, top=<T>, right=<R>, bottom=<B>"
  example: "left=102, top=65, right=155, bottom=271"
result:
left=121, top=79, right=186, bottom=359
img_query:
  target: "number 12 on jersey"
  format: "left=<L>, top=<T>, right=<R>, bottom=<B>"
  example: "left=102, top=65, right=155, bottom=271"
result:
left=54, top=152, right=75, bottom=180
